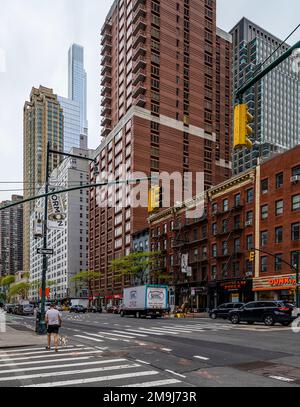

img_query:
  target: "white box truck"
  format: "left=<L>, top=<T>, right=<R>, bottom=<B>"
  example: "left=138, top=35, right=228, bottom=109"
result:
left=120, top=285, right=169, bottom=318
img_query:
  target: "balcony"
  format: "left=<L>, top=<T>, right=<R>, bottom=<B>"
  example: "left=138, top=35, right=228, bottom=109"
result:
left=101, top=62, right=112, bottom=76
left=232, top=201, right=245, bottom=211
left=132, top=44, right=146, bottom=61
left=233, top=224, right=244, bottom=233
left=101, top=104, right=112, bottom=116
left=132, top=3, right=146, bottom=24
left=101, top=74, right=112, bottom=87
left=133, top=30, right=147, bottom=49
left=132, top=68, right=146, bottom=86
left=133, top=17, right=147, bottom=36
left=101, top=21, right=112, bottom=37
left=132, top=55, right=146, bottom=73
left=101, top=52, right=112, bottom=66
left=135, top=94, right=146, bottom=107
left=101, top=94, right=111, bottom=106
left=101, top=114, right=112, bottom=128
left=101, top=126, right=112, bottom=138
left=101, top=39, right=112, bottom=54
left=132, top=81, right=146, bottom=98
left=132, top=0, right=146, bottom=13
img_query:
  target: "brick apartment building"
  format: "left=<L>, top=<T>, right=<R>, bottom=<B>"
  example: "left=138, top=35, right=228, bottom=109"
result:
left=149, top=147, right=300, bottom=310
left=89, top=0, right=233, bottom=303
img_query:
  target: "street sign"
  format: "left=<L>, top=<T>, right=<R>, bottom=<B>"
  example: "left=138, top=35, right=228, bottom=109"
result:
left=48, top=188, right=66, bottom=230
left=37, top=248, right=54, bottom=255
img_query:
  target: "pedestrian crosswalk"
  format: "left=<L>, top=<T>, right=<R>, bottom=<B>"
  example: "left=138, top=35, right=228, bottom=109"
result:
left=0, top=345, right=185, bottom=387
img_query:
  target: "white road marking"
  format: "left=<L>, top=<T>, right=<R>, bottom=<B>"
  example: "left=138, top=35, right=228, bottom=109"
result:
left=137, top=328, right=177, bottom=335
left=0, top=347, right=92, bottom=358
left=113, top=330, right=148, bottom=338
left=0, top=345, right=83, bottom=354
left=74, top=335, right=104, bottom=343
left=161, top=348, right=172, bottom=352
left=135, top=359, right=151, bottom=365
left=0, top=359, right=127, bottom=374
left=97, top=331, right=135, bottom=339
left=194, top=355, right=210, bottom=361
left=0, top=349, right=103, bottom=363
left=23, top=370, right=159, bottom=387
left=120, top=379, right=181, bottom=387
left=82, top=332, right=118, bottom=342
left=269, top=376, right=295, bottom=383
left=158, top=326, right=192, bottom=333
left=0, top=356, right=91, bottom=368
left=165, top=369, right=186, bottom=378
left=0, top=363, right=141, bottom=382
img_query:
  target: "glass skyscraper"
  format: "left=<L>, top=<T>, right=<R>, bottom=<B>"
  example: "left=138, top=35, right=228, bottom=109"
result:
left=68, top=44, right=88, bottom=138
left=230, top=18, right=300, bottom=174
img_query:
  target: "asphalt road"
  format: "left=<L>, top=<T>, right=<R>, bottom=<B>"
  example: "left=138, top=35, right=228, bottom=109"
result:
left=1, top=312, right=300, bottom=387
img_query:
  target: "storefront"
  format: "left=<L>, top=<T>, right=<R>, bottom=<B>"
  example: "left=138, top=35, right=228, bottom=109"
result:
left=253, top=274, right=297, bottom=303
left=105, top=294, right=123, bottom=307
left=208, top=279, right=253, bottom=309
left=175, top=284, right=208, bottom=312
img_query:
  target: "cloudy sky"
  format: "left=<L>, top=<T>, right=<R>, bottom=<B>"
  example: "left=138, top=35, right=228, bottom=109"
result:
left=0, top=0, right=299, bottom=201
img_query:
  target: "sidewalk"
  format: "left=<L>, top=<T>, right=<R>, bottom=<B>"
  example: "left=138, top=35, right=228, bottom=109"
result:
left=0, top=325, right=46, bottom=349
left=165, top=312, right=210, bottom=319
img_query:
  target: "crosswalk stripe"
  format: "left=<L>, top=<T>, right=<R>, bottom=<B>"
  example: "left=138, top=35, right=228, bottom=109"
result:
left=23, top=370, right=159, bottom=387
left=0, top=347, right=92, bottom=358
left=0, top=359, right=127, bottom=374
left=74, top=335, right=104, bottom=343
left=0, top=363, right=141, bottom=382
left=0, top=356, right=91, bottom=368
left=97, top=331, right=136, bottom=339
left=157, top=327, right=192, bottom=333
left=0, top=345, right=84, bottom=354
left=82, top=332, right=118, bottom=341
left=0, top=350, right=103, bottom=363
left=113, top=330, right=148, bottom=338
left=137, top=328, right=179, bottom=335
left=120, top=379, right=181, bottom=387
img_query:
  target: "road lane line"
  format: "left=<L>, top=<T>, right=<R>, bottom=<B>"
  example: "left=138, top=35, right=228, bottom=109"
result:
left=23, top=371, right=159, bottom=387
left=0, top=363, right=141, bottom=382
left=269, top=376, right=295, bottom=383
left=0, top=359, right=127, bottom=374
left=135, top=359, right=151, bottom=365
left=165, top=369, right=186, bottom=378
left=120, top=379, right=181, bottom=387
left=161, top=348, right=172, bottom=352
left=74, top=335, right=104, bottom=343
left=194, top=356, right=210, bottom=361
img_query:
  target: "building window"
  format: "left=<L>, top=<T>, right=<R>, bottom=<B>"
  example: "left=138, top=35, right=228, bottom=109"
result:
left=212, top=223, right=217, bottom=236
left=246, top=260, right=253, bottom=276
left=261, top=179, right=269, bottom=194
left=292, top=195, right=300, bottom=211
left=212, top=202, right=218, bottom=214
left=276, top=172, right=283, bottom=189
left=211, top=266, right=217, bottom=280
left=246, top=211, right=253, bottom=223
left=246, top=188, right=254, bottom=203
left=261, top=205, right=268, bottom=220
left=291, top=223, right=300, bottom=241
left=246, top=235, right=253, bottom=251
left=261, top=231, right=268, bottom=247
left=275, top=254, right=283, bottom=272
left=234, top=193, right=241, bottom=207
left=234, top=239, right=241, bottom=253
left=212, top=244, right=217, bottom=258
left=275, top=200, right=283, bottom=216
left=223, top=199, right=229, bottom=212
left=275, top=227, right=283, bottom=244
left=291, top=251, right=300, bottom=269
left=292, top=166, right=300, bottom=177
left=222, top=241, right=228, bottom=256
left=261, top=256, right=268, bottom=273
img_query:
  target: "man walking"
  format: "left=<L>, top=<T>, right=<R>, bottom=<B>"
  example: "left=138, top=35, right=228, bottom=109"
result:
left=45, top=303, right=62, bottom=352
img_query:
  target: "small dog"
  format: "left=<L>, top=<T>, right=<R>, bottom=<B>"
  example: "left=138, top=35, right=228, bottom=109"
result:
left=59, top=335, right=69, bottom=347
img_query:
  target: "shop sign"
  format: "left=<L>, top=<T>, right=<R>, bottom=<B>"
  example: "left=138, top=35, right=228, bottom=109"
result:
left=253, top=274, right=297, bottom=292
left=270, top=276, right=296, bottom=287
left=220, top=281, right=246, bottom=291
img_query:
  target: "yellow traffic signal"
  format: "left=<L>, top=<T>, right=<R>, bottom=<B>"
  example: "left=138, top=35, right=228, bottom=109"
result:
left=248, top=251, right=255, bottom=262
left=148, top=186, right=162, bottom=213
left=234, top=104, right=254, bottom=150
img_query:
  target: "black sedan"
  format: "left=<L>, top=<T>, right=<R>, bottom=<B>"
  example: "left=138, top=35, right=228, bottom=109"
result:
left=69, top=305, right=87, bottom=313
left=228, top=301, right=296, bottom=326
left=209, top=302, right=245, bottom=320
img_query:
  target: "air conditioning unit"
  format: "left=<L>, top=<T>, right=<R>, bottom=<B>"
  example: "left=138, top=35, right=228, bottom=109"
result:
left=245, top=220, right=253, bottom=227
left=291, top=176, right=300, bottom=184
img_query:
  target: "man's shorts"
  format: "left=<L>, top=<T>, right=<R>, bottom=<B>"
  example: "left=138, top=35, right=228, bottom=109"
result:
left=47, top=325, right=60, bottom=334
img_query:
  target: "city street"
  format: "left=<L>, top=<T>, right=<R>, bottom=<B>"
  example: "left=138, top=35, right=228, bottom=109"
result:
left=1, top=312, right=300, bottom=387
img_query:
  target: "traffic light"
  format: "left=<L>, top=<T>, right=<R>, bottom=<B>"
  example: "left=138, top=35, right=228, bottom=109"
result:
left=148, top=186, right=162, bottom=213
left=234, top=103, right=254, bottom=150
left=248, top=251, right=255, bottom=262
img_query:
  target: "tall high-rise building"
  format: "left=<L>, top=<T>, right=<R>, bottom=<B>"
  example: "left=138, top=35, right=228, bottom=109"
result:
left=89, top=0, right=233, bottom=301
left=0, top=195, right=23, bottom=277
left=29, top=148, right=92, bottom=301
left=68, top=44, right=88, bottom=138
left=23, top=86, right=64, bottom=273
left=230, top=18, right=300, bottom=175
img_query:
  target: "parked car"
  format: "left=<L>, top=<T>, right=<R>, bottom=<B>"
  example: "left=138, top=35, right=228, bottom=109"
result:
left=87, top=306, right=103, bottom=313
left=69, top=305, right=87, bottom=313
left=209, top=303, right=245, bottom=320
left=4, top=304, right=15, bottom=314
left=15, top=304, right=34, bottom=316
left=228, top=301, right=296, bottom=326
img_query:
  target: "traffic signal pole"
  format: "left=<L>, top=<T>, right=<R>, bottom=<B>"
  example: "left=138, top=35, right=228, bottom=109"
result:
left=236, top=40, right=300, bottom=103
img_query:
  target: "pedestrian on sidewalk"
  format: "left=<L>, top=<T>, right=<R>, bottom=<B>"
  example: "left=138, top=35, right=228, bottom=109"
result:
left=45, top=303, right=62, bottom=352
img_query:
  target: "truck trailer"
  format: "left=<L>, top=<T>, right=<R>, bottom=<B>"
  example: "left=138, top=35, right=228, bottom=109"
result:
left=120, top=285, right=169, bottom=318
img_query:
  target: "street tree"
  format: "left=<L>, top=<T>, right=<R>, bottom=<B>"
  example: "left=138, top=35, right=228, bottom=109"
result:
left=0, top=275, right=16, bottom=302
left=8, top=282, right=32, bottom=302
left=70, top=271, right=100, bottom=305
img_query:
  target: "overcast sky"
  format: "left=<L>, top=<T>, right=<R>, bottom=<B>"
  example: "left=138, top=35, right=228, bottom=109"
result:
left=0, top=0, right=299, bottom=201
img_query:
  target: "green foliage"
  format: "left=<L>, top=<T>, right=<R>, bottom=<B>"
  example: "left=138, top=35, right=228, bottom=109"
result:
left=110, top=251, right=162, bottom=280
left=0, top=275, right=16, bottom=287
left=70, top=271, right=100, bottom=283
left=8, top=282, right=31, bottom=300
